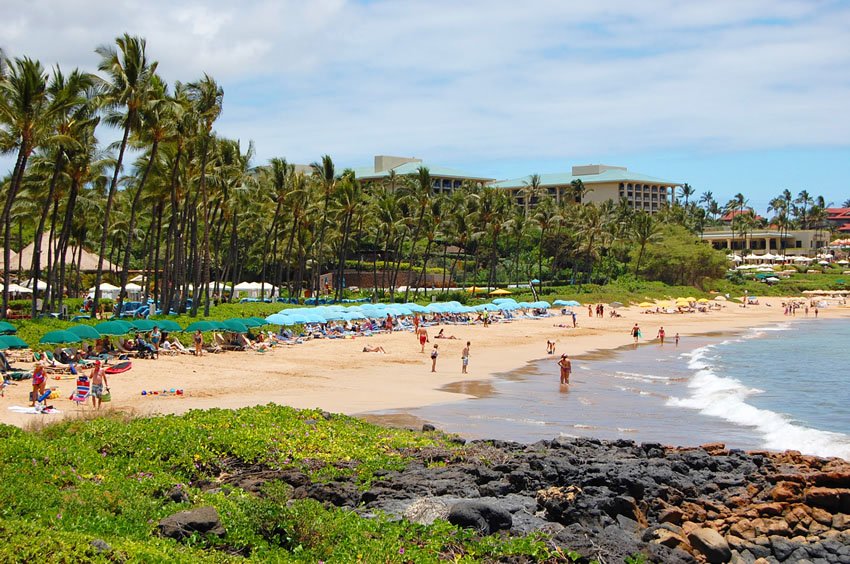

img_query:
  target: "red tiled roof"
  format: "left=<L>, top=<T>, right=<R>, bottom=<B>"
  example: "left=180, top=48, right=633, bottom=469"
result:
left=838, top=223, right=850, bottom=232
left=826, top=208, right=850, bottom=219
left=721, top=209, right=764, bottom=222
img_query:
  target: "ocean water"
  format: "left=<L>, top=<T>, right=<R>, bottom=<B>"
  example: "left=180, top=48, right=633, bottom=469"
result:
left=388, top=318, right=850, bottom=459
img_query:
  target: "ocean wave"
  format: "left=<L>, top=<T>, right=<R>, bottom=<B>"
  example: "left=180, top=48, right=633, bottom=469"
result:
left=468, top=414, right=548, bottom=426
left=618, top=428, right=638, bottom=433
left=668, top=367, right=850, bottom=460
left=613, top=371, right=673, bottom=383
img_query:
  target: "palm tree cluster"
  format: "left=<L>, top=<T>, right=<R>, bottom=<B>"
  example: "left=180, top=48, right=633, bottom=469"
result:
left=1, top=37, right=840, bottom=319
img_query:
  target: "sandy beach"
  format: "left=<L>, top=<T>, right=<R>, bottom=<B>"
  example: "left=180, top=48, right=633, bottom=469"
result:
left=4, top=297, right=849, bottom=429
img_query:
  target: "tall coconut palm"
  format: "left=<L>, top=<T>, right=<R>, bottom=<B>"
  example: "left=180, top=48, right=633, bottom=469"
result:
left=115, top=74, right=171, bottom=314
left=186, top=74, right=223, bottom=316
left=29, top=67, right=98, bottom=317
left=680, top=183, right=694, bottom=207
left=402, top=166, right=432, bottom=301
left=795, top=190, right=813, bottom=229
left=92, top=34, right=158, bottom=316
left=520, top=173, right=541, bottom=216
left=532, top=196, right=559, bottom=290
left=310, top=154, right=336, bottom=299
left=0, top=57, right=67, bottom=316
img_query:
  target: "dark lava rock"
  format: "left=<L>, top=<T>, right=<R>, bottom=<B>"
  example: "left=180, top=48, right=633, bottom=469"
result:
left=292, top=482, right=360, bottom=507
left=421, top=423, right=436, bottom=432
left=164, top=485, right=189, bottom=503
left=447, top=500, right=512, bottom=534
left=157, top=506, right=225, bottom=540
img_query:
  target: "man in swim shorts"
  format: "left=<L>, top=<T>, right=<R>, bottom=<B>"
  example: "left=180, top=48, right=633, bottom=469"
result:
left=418, top=328, right=429, bottom=352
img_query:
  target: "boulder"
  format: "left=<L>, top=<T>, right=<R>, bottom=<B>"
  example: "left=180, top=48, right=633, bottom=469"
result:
left=402, top=498, right=448, bottom=525
left=447, top=500, right=512, bottom=534
left=89, top=539, right=111, bottom=553
left=768, top=535, right=796, bottom=561
left=164, top=485, right=189, bottom=504
left=770, top=481, right=803, bottom=502
left=157, top=506, right=225, bottom=540
left=687, top=527, right=732, bottom=563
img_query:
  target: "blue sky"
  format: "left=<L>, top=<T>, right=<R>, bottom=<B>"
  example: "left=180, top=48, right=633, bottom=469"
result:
left=2, top=0, right=849, bottom=213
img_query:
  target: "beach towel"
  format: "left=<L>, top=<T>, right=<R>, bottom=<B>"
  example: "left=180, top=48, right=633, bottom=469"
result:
left=8, top=405, right=61, bottom=414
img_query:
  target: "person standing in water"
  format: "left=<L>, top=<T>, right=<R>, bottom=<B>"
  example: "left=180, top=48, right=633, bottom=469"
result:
left=631, top=323, right=641, bottom=344
left=656, top=326, right=666, bottom=344
left=558, top=354, right=572, bottom=384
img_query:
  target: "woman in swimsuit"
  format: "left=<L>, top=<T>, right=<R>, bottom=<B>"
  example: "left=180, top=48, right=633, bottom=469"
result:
left=30, top=362, right=46, bottom=407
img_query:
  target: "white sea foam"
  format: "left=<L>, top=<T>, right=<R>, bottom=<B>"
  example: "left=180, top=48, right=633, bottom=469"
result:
left=468, top=414, right=548, bottom=426
left=668, top=345, right=850, bottom=459
left=614, top=371, right=673, bottom=383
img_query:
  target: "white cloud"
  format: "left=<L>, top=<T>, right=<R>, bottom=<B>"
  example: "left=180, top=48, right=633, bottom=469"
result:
left=1, top=0, right=848, bottom=176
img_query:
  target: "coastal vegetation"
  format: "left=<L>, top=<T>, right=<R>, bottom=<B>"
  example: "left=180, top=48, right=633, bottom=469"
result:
left=1, top=36, right=844, bottom=323
left=0, top=405, right=563, bottom=562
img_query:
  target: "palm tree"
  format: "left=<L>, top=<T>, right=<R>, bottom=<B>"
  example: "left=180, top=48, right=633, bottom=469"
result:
left=0, top=57, right=58, bottom=317
left=569, top=179, right=589, bottom=204
left=115, top=74, right=172, bottom=314
left=310, top=154, right=336, bottom=299
left=680, top=183, right=694, bottom=207
left=532, top=196, right=558, bottom=290
left=28, top=66, right=97, bottom=317
left=186, top=74, right=223, bottom=316
left=632, top=211, right=661, bottom=275
left=795, top=190, right=813, bottom=229
left=520, top=173, right=541, bottom=216
left=402, top=166, right=432, bottom=301
left=91, top=34, right=158, bottom=316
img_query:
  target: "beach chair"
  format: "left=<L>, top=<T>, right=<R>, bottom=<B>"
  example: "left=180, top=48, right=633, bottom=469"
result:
left=70, top=377, right=91, bottom=407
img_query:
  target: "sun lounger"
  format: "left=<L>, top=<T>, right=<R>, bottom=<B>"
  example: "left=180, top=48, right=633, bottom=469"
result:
left=70, top=377, right=91, bottom=407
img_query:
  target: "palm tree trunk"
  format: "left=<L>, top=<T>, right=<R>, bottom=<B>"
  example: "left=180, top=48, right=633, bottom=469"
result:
left=116, top=139, right=160, bottom=314
left=30, top=152, right=64, bottom=317
left=2, top=146, right=29, bottom=318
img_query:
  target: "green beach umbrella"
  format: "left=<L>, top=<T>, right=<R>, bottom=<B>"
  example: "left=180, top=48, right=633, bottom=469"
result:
left=154, top=319, right=183, bottom=332
left=131, top=319, right=157, bottom=332
left=94, top=320, right=133, bottom=336
left=0, top=321, right=16, bottom=334
left=184, top=320, right=216, bottom=333
left=67, top=325, right=102, bottom=340
left=221, top=319, right=249, bottom=333
left=0, top=335, right=28, bottom=349
left=247, top=317, right=268, bottom=327
left=39, top=330, right=82, bottom=344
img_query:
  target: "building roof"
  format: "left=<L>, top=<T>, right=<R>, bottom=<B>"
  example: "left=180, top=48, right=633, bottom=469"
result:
left=353, top=161, right=493, bottom=182
left=14, top=232, right=117, bottom=272
left=720, top=209, right=764, bottom=222
left=826, top=207, right=850, bottom=219
left=490, top=167, right=679, bottom=189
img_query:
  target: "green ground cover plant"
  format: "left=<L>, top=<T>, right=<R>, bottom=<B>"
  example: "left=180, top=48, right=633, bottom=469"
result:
left=0, top=405, right=562, bottom=562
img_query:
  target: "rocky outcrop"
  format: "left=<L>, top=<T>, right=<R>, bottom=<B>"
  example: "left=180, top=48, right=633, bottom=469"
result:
left=215, top=437, right=850, bottom=563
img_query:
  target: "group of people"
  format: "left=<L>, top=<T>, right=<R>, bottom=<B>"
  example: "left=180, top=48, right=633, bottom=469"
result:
left=416, top=326, right=470, bottom=374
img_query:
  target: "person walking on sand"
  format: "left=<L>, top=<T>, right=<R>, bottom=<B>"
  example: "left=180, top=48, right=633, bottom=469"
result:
left=656, top=326, right=665, bottom=344
left=631, top=323, right=641, bottom=344
left=571, top=311, right=577, bottom=327
left=675, top=333, right=680, bottom=346
left=558, top=354, right=572, bottom=384
left=430, top=344, right=439, bottom=372
left=90, top=360, right=109, bottom=410
left=418, top=327, right=429, bottom=353
left=461, top=341, right=470, bottom=374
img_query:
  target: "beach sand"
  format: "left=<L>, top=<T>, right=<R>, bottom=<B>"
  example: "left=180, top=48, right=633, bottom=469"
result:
left=4, top=297, right=849, bottom=428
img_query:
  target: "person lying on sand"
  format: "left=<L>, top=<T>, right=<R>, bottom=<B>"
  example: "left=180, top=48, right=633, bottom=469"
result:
left=362, top=345, right=386, bottom=353
left=434, top=329, right=457, bottom=339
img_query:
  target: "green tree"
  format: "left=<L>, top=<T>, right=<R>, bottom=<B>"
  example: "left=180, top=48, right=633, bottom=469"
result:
left=92, top=34, right=158, bottom=316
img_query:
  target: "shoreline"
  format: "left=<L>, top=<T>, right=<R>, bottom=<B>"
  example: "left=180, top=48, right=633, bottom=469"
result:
left=3, top=297, right=850, bottom=432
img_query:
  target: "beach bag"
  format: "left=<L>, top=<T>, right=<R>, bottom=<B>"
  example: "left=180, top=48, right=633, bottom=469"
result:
left=99, top=392, right=111, bottom=403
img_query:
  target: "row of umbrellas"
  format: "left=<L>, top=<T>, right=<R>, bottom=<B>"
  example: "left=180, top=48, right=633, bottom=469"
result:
left=36, top=317, right=269, bottom=345
left=264, top=298, right=562, bottom=326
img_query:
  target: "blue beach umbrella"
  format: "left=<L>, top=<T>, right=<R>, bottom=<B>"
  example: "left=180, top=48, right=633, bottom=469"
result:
left=266, top=313, right=291, bottom=325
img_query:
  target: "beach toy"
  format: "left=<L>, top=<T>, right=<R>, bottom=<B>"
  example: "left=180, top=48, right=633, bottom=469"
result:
left=170, top=388, right=176, bottom=393
left=141, top=390, right=147, bottom=396
left=177, top=389, right=183, bottom=395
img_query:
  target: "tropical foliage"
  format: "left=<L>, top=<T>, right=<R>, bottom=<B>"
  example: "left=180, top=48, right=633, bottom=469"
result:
left=0, top=37, right=841, bottom=320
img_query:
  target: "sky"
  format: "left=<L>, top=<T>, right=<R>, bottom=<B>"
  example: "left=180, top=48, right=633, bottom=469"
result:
left=2, top=0, right=849, bottom=213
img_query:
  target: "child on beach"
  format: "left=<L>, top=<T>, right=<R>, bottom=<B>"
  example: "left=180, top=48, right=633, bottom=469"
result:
left=430, top=344, right=438, bottom=372
left=90, top=361, right=109, bottom=409
left=461, top=342, right=470, bottom=374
